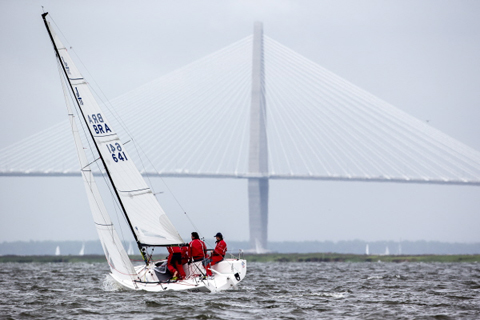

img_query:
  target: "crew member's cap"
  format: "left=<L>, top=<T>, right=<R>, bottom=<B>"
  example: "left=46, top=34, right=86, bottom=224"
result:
left=214, top=232, right=223, bottom=238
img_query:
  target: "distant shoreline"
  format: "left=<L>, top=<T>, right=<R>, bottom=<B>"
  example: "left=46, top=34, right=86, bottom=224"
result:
left=1, top=253, right=479, bottom=263
left=2, top=240, right=479, bottom=256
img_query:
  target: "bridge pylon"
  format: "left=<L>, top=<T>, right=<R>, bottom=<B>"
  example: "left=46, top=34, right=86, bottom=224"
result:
left=248, top=22, right=269, bottom=252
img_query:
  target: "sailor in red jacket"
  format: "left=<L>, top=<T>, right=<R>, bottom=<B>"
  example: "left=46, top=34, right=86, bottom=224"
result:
left=204, top=232, right=227, bottom=276
left=167, top=246, right=186, bottom=280
left=188, top=232, right=207, bottom=262
left=180, top=245, right=189, bottom=265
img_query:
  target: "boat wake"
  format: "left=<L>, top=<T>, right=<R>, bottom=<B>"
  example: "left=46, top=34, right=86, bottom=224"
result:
left=103, top=274, right=126, bottom=292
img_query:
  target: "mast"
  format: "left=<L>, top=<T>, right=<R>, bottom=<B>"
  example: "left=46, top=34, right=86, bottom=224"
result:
left=41, top=13, right=141, bottom=248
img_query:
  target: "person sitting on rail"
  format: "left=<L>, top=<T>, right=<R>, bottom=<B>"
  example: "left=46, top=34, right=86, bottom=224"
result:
left=204, top=232, right=227, bottom=277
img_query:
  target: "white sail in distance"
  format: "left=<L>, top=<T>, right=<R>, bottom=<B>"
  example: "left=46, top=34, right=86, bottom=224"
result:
left=45, top=18, right=183, bottom=246
left=127, top=243, right=134, bottom=255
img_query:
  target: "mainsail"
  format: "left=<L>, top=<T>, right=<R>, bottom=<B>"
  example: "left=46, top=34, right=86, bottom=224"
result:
left=42, top=13, right=183, bottom=250
left=61, top=72, right=136, bottom=280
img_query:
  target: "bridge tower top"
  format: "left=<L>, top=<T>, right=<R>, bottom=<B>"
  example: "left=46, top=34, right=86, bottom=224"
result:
left=249, top=21, right=268, bottom=176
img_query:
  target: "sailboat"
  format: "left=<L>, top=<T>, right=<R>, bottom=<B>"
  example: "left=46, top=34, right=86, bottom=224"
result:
left=41, top=13, right=246, bottom=292
left=127, top=242, right=134, bottom=256
left=79, top=243, right=85, bottom=256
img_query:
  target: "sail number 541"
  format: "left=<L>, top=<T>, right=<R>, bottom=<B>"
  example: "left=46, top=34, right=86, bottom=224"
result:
left=107, top=143, right=128, bottom=162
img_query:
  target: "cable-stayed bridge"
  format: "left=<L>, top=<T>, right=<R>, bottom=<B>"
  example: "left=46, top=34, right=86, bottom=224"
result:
left=1, top=23, right=480, bottom=251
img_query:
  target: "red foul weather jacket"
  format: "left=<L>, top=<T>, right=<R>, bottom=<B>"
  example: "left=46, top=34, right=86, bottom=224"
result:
left=167, top=246, right=182, bottom=254
left=181, top=245, right=189, bottom=265
left=167, top=246, right=182, bottom=266
left=167, top=246, right=185, bottom=278
left=189, top=239, right=207, bottom=261
left=211, top=239, right=227, bottom=264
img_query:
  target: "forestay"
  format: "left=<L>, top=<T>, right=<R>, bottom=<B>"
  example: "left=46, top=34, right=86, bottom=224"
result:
left=46, top=20, right=183, bottom=246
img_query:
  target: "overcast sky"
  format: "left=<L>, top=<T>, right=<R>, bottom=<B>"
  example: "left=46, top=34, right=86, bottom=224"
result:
left=1, top=0, right=479, bottom=245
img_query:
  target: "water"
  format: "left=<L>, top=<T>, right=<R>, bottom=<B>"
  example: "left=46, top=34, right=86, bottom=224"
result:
left=1, top=262, right=479, bottom=319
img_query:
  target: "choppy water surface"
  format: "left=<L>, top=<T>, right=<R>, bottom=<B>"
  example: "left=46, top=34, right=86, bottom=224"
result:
left=1, top=261, right=479, bottom=319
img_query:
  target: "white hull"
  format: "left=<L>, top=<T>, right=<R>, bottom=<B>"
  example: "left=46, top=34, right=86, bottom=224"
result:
left=111, top=259, right=247, bottom=292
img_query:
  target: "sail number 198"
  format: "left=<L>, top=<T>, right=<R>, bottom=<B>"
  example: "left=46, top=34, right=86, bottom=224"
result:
left=107, top=143, right=128, bottom=163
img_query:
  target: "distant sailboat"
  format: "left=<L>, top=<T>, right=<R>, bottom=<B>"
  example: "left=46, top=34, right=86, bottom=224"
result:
left=365, top=244, right=369, bottom=255
left=385, top=246, right=390, bottom=255
left=55, top=246, right=60, bottom=256
left=127, top=242, right=134, bottom=255
left=79, top=243, right=85, bottom=256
